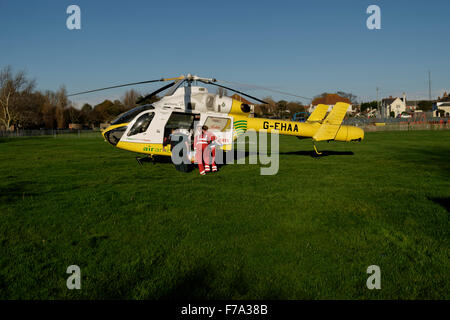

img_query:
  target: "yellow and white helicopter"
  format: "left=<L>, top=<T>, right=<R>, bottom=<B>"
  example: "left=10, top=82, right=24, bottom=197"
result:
left=69, top=74, right=364, bottom=170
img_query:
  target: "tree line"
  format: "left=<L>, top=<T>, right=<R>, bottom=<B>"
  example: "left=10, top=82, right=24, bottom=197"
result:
left=0, top=66, right=159, bottom=131
left=7, top=65, right=431, bottom=130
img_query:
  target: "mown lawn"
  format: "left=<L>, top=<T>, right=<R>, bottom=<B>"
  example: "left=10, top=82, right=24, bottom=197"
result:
left=0, top=130, right=449, bottom=299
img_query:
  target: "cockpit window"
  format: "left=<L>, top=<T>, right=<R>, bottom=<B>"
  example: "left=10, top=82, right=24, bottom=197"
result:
left=111, top=104, right=154, bottom=125
left=128, top=112, right=155, bottom=136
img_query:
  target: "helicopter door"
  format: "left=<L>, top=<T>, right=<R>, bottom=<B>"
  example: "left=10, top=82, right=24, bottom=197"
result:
left=202, top=116, right=233, bottom=150
left=122, top=111, right=155, bottom=142
left=162, top=112, right=196, bottom=148
left=163, top=112, right=196, bottom=138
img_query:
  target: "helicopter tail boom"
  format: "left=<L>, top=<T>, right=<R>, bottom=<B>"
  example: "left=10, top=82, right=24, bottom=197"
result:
left=234, top=102, right=364, bottom=142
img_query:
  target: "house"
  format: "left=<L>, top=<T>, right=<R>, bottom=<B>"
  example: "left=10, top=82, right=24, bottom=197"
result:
left=405, top=100, right=420, bottom=112
left=381, top=93, right=406, bottom=118
left=434, top=92, right=450, bottom=117
left=309, top=93, right=354, bottom=114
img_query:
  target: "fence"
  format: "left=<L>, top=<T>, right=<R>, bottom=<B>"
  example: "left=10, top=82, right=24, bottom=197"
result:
left=1, top=118, right=449, bottom=137
left=361, top=123, right=449, bottom=132
left=0, top=129, right=101, bottom=138
left=343, top=116, right=450, bottom=132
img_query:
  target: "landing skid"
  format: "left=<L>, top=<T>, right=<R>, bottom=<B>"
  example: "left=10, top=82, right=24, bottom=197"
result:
left=136, top=155, right=156, bottom=165
left=313, top=143, right=322, bottom=156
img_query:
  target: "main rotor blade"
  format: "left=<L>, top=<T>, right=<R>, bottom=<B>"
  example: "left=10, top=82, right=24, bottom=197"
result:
left=68, top=76, right=184, bottom=97
left=200, top=80, right=268, bottom=105
left=217, top=79, right=312, bottom=101
left=136, top=81, right=176, bottom=104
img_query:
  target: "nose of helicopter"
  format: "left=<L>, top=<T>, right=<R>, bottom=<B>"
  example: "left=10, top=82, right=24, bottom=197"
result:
left=102, top=124, right=128, bottom=146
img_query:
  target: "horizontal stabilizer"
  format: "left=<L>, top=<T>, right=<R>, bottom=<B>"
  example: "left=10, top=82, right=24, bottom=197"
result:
left=312, top=123, right=340, bottom=141
left=307, top=104, right=329, bottom=122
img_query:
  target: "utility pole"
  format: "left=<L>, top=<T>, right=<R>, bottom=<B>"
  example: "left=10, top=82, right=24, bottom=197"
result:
left=376, top=87, right=380, bottom=117
left=428, top=70, right=432, bottom=101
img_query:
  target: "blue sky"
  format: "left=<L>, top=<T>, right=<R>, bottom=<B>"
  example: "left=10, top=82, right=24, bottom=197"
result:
left=0, top=0, right=449, bottom=107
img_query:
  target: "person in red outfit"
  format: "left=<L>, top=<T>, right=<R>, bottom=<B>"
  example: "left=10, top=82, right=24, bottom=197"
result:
left=205, top=132, right=218, bottom=173
left=194, top=125, right=209, bottom=175
left=194, top=125, right=218, bottom=175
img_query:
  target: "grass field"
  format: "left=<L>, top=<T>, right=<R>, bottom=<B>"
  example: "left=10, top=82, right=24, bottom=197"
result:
left=0, top=130, right=449, bottom=299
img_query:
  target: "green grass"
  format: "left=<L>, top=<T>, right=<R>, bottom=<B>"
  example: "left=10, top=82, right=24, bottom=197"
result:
left=0, top=130, right=449, bottom=299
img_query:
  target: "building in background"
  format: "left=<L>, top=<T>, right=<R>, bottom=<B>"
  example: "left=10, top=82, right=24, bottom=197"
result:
left=405, top=99, right=420, bottom=113
left=309, top=93, right=354, bottom=114
left=434, top=92, right=450, bottom=117
left=381, top=93, right=407, bottom=118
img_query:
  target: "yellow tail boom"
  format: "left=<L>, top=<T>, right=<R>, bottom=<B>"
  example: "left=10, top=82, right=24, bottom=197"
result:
left=233, top=102, right=364, bottom=142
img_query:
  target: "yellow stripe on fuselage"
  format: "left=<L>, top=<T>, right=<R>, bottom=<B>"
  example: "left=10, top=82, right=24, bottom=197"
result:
left=116, top=141, right=172, bottom=156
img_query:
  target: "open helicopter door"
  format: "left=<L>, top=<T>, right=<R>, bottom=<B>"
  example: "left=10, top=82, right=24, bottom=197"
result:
left=201, top=115, right=234, bottom=151
left=162, top=111, right=197, bottom=154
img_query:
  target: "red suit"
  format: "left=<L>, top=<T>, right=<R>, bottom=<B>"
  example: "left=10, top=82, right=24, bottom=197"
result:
left=206, top=133, right=217, bottom=172
left=194, top=131, right=217, bottom=175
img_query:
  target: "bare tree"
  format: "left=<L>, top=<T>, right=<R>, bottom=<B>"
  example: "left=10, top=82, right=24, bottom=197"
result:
left=263, top=97, right=277, bottom=115
left=336, top=91, right=358, bottom=104
left=122, top=89, right=140, bottom=108
left=0, top=66, right=35, bottom=130
left=43, top=86, right=70, bottom=129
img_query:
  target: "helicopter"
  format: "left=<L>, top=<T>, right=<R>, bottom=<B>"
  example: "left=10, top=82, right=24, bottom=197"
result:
left=68, top=74, right=364, bottom=171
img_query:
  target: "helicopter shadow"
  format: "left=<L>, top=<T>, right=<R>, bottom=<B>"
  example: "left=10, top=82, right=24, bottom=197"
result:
left=225, top=149, right=355, bottom=160
left=135, top=150, right=354, bottom=171
left=136, top=155, right=172, bottom=165
left=136, top=155, right=198, bottom=172
left=280, top=150, right=354, bottom=158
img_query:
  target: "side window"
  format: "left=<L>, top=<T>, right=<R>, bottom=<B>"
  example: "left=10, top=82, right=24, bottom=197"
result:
left=204, top=117, right=231, bottom=132
left=206, top=95, right=215, bottom=111
left=128, top=112, right=154, bottom=136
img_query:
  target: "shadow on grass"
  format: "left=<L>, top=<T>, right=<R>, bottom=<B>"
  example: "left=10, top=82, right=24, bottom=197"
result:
left=428, top=197, right=450, bottom=212
left=160, top=263, right=283, bottom=299
left=160, top=266, right=216, bottom=299
left=135, top=155, right=197, bottom=173
left=281, top=150, right=354, bottom=157
left=131, top=149, right=354, bottom=174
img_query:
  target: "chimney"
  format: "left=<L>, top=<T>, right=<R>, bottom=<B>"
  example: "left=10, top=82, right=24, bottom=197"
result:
left=389, top=95, right=392, bottom=99
left=403, top=92, right=406, bottom=103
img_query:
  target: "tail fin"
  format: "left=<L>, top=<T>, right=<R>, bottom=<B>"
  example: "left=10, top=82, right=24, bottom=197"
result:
left=322, top=102, right=349, bottom=125
left=307, top=104, right=329, bottom=122
left=313, top=102, right=350, bottom=141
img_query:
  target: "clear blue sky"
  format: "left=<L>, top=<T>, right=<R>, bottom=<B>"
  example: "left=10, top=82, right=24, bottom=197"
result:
left=1, top=0, right=449, bottom=107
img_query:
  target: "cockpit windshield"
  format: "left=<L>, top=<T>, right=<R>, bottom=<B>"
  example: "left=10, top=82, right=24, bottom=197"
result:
left=128, top=112, right=155, bottom=136
left=111, top=104, right=154, bottom=125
